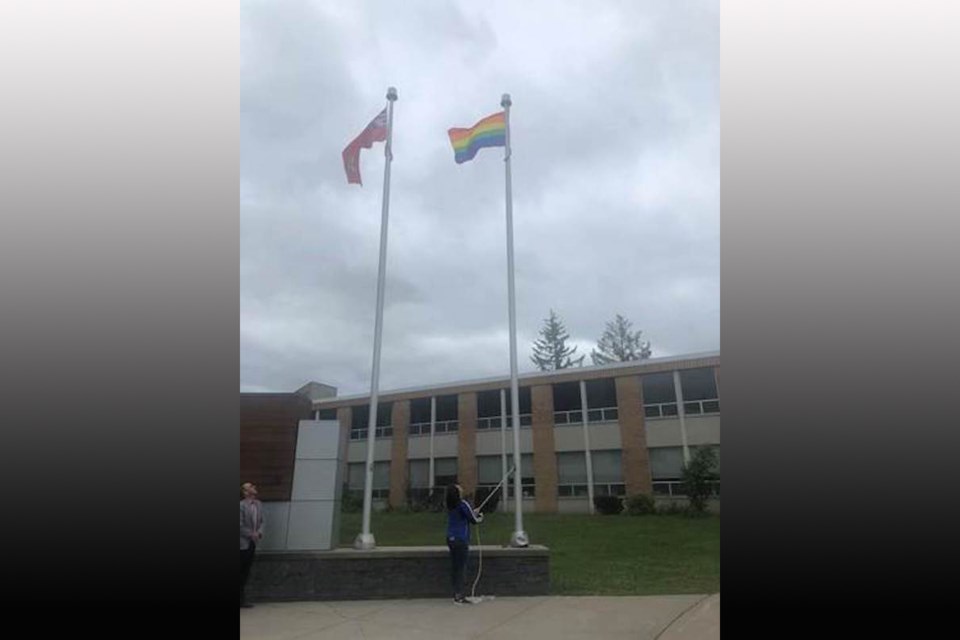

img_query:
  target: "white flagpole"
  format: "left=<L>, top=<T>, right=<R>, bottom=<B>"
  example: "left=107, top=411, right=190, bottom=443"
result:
left=356, top=86, right=398, bottom=550
left=502, top=93, right=528, bottom=547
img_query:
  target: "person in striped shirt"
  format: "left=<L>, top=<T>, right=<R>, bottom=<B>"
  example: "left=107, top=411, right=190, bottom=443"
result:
left=240, top=482, right=264, bottom=609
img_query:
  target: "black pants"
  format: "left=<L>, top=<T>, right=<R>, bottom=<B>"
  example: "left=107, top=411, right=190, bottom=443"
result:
left=240, top=542, right=256, bottom=605
left=447, top=538, right=469, bottom=597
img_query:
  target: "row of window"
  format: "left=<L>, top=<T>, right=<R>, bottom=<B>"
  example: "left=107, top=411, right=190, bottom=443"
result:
left=349, top=400, right=717, bottom=440
left=344, top=446, right=720, bottom=497
left=349, top=425, right=393, bottom=440
left=644, top=399, right=720, bottom=419
left=476, top=414, right=533, bottom=430
left=330, top=368, right=719, bottom=435
left=408, top=419, right=460, bottom=436
left=558, top=483, right=627, bottom=497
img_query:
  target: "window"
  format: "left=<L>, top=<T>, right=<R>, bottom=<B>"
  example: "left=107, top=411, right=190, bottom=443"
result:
left=476, top=455, right=505, bottom=486
left=434, top=457, right=458, bottom=488
left=581, top=379, right=619, bottom=423
left=435, top=394, right=458, bottom=421
left=408, top=423, right=428, bottom=436
left=350, top=402, right=393, bottom=440
left=434, top=421, right=458, bottom=434
left=649, top=447, right=684, bottom=479
left=556, top=450, right=625, bottom=497
left=552, top=382, right=582, bottom=425
left=316, top=408, right=337, bottom=420
left=679, top=368, right=720, bottom=415
left=476, top=390, right=504, bottom=430
left=373, top=461, right=390, bottom=487
left=347, top=462, right=365, bottom=492
left=477, top=387, right=533, bottom=430
left=586, top=378, right=617, bottom=408
left=410, top=398, right=431, bottom=423
left=556, top=451, right=588, bottom=497
left=346, top=461, right=390, bottom=499
left=371, top=461, right=390, bottom=499
left=642, top=373, right=677, bottom=419
left=431, top=394, right=460, bottom=433
left=650, top=445, right=719, bottom=497
left=408, top=459, right=430, bottom=489
left=505, top=453, right=535, bottom=497
left=592, top=449, right=626, bottom=496
left=408, top=398, right=432, bottom=436
left=649, top=446, right=687, bottom=497
left=591, top=450, right=623, bottom=484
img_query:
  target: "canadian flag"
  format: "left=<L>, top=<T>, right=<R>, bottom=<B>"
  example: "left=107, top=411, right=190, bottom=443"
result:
left=342, top=108, right=388, bottom=185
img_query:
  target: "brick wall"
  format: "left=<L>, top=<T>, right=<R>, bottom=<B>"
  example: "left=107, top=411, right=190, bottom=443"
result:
left=240, top=393, right=313, bottom=501
left=248, top=547, right=550, bottom=601
left=458, top=392, right=478, bottom=496
left=531, top=384, right=558, bottom=512
left=389, top=400, right=410, bottom=508
left=615, top=375, right=653, bottom=496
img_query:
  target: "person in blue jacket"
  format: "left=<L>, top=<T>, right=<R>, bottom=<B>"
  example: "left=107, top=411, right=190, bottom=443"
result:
left=445, top=483, right=483, bottom=604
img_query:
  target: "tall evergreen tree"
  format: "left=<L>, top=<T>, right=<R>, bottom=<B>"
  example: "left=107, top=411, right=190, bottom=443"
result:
left=590, top=314, right=652, bottom=365
left=531, top=310, right=585, bottom=371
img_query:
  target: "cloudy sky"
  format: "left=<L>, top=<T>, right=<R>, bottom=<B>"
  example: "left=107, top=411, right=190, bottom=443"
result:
left=241, top=0, right=719, bottom=395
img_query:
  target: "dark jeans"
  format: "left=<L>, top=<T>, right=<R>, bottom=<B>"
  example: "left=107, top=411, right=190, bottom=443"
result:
left=447, top=538, right=469, bottom=597
left=240, top=542, right=257, bottom=605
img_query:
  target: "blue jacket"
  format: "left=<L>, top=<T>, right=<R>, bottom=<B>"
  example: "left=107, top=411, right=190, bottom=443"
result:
left=447, top=499, right=479, bottom=543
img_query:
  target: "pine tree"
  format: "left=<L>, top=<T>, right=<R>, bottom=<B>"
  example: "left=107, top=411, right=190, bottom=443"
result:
left=531, top=310, right=585, bottom=371
left=590, top=314, right=652, bottom=365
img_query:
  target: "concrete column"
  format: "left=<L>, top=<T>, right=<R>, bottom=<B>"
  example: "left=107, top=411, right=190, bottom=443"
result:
left=429, top=396, right=436, bottom=491
left=673, top=370, right=691, bottom=463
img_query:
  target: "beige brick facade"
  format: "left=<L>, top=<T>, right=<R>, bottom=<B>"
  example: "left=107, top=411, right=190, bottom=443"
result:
left=457, top=392, right=478, bottom=497
left=312, top=355, right=720, bottom=512
left=531, top=384, right=558, bottom=512
left=615, top=375, right=653, bottom=496
left=388, top=400, right=410, bottom=508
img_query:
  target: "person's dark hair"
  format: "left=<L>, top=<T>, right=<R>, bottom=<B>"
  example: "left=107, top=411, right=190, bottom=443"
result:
left=445, top=484, right=461, bottom=511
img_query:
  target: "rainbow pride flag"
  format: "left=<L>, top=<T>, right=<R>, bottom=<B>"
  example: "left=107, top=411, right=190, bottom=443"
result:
left=447, top=112, right=506, bottom=164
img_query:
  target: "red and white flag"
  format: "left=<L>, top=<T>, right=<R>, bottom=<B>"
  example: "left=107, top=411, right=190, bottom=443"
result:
left=342, top=108, right=388, bottom=185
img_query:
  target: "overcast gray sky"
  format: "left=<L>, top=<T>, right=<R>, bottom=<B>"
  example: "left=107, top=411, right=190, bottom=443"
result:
left=240, top=0, right=719, bottom=395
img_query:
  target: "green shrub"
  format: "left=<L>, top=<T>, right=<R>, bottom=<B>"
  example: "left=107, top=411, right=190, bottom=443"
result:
left=341, top=488, right=363, bottom=513
left=625, top=493, right=656, bottom=515
left=682, top=447, right=719, bottom=514
left=656, top=501, right=686, bottom=516
left=593, top=495, right=624, bottom=515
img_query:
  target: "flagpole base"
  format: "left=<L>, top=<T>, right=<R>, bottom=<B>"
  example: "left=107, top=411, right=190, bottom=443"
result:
left=509, top=530, right=529, bottom=548
left=354, top=533, right=376, bottom=550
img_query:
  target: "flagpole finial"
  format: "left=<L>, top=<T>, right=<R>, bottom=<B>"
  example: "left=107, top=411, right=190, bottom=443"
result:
left=501, top=93, right=511, bottom=108
left=387, top=87, right=398, bottom=101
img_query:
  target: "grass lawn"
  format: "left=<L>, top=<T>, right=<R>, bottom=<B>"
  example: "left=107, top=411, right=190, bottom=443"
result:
left=339, top=510, right=719, bottom=596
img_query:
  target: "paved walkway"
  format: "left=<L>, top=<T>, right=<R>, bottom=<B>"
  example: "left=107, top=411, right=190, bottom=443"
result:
left=240, top=594, right=720, bottom=640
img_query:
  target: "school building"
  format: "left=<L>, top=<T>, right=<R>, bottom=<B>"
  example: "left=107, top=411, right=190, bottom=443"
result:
left=244, top=350, right=721, bottom=514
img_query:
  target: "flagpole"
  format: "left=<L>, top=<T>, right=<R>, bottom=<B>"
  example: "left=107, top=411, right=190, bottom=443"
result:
left=502, top=93, right=528, bottom=548
left=356, top=86, right=397, bottom=550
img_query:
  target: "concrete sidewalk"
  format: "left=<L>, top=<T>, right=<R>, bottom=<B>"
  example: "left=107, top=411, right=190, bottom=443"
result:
left=239, top=594, right=720, bottom=640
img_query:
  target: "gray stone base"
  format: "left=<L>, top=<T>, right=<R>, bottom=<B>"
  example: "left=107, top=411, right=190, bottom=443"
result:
left=247, top=545, right=550, bottom=601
